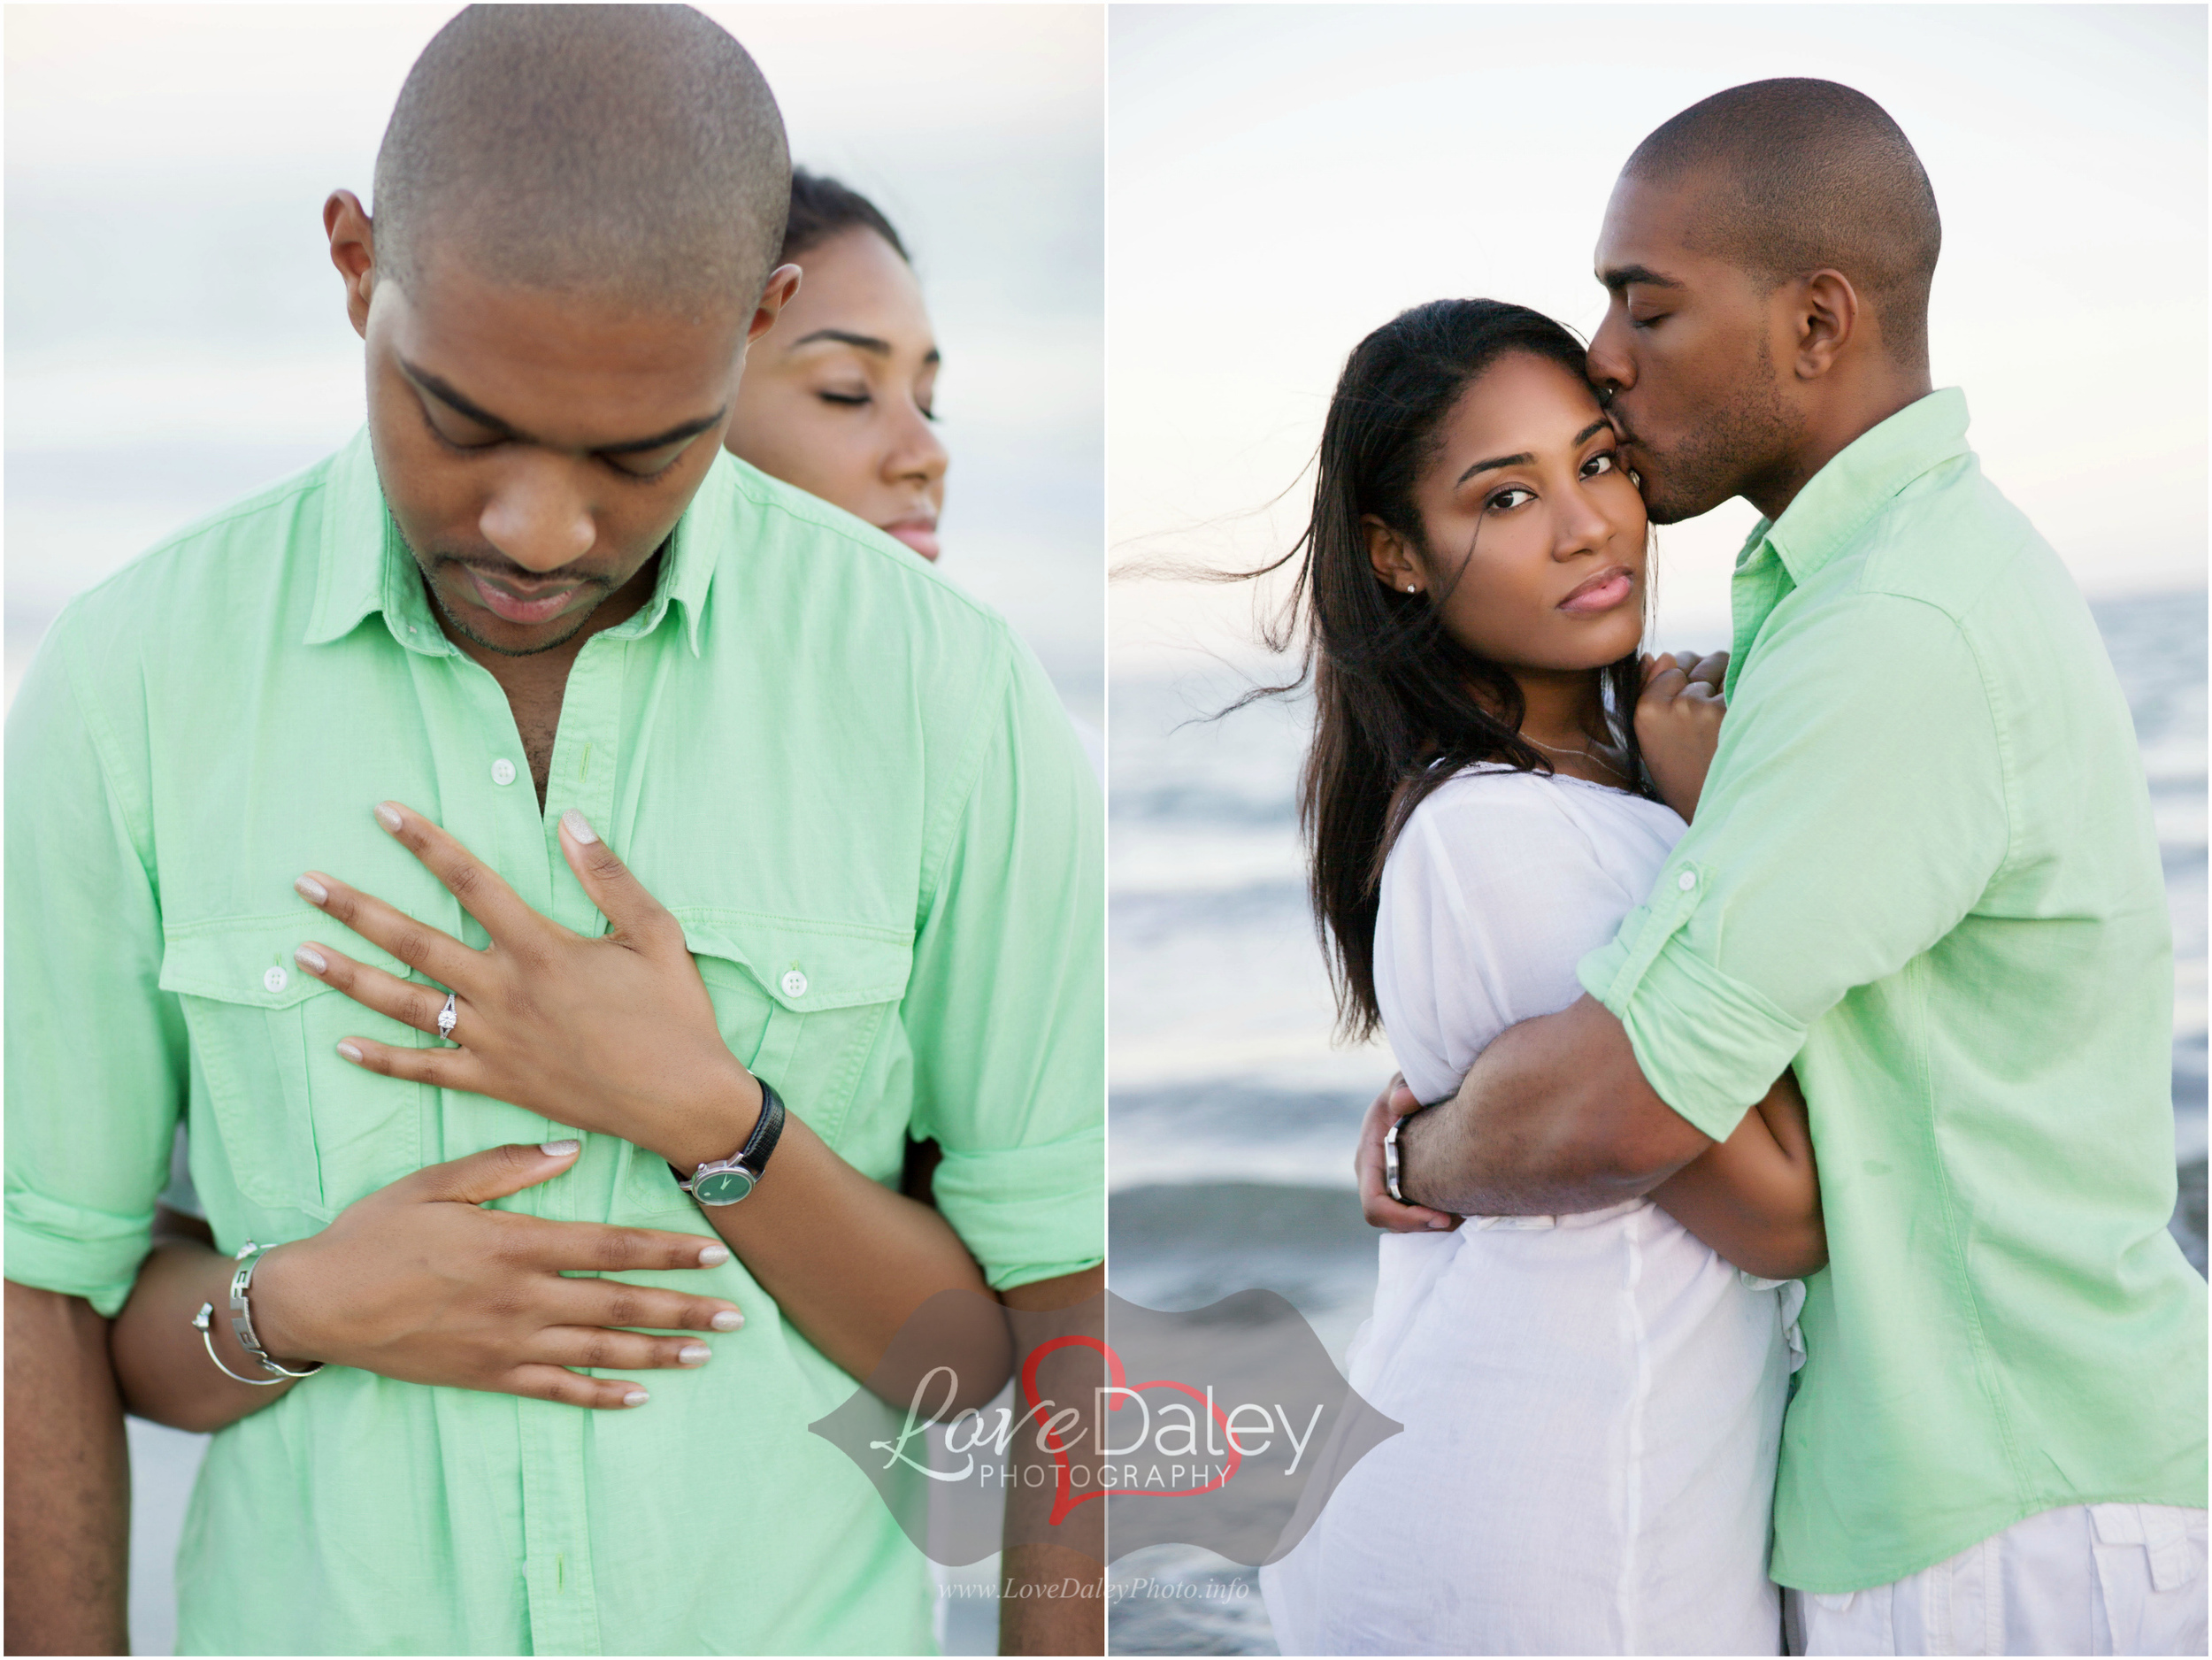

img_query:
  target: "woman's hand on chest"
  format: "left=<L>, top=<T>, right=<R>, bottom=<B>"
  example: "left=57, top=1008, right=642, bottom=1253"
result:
left=289, top=800, right=763, bottom=1172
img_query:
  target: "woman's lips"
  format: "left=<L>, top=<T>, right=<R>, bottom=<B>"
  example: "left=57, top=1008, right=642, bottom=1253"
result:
left=1558, top=567, right=1635, bottom=614
left=467, top=568, right=584, bottom=625
left=885, top=520, right=941, bottom=562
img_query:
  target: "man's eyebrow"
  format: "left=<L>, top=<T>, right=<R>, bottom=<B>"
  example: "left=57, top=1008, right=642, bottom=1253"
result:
left=398, top=355, right=724, bottom=455
left=1454, top=420, right=1614, bottom=488
left=1597, top=262, right=1686, bottom=295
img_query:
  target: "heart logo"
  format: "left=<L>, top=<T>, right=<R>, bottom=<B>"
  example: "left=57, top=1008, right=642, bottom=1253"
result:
left=1019, top=1334, right=1244, bottom=1526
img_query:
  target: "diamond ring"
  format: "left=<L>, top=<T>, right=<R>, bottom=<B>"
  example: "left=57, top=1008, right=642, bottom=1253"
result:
left=437, top=991, right=458, bottom=1041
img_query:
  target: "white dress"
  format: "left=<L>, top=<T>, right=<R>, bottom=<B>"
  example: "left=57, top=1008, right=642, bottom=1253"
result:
left=1261, top=767, right=1802, bottom=1656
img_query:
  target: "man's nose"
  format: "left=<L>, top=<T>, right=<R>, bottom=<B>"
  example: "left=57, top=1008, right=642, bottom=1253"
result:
left=1586, top=314, right=1634, bottom=401
left=478, top=457, right=596, bottom=571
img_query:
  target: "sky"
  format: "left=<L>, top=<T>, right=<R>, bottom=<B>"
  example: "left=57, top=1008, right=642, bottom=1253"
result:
left=5, top=4, right=1105, bottom=715
left=1108, top=3, right=2209, bottom=669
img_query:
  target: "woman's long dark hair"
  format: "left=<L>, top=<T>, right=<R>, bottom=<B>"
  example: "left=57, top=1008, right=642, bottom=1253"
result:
left=1248, top=298, right=1653, bottom=1041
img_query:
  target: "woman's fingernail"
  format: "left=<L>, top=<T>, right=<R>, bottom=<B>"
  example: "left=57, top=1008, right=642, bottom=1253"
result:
left=560, top=808, right=598, bottom=845
left=1429, top=1218, right=1450, bottom=1230
left=295, top=875, right=328, bottom=904
left=678, top=1343, right=712, bottom=1365
left=696, top=1244, right=731, bottom=1266
left=541, top=1140, right=580, bottom=1157
left=374, top=802, right=403, bottom=833
left=294, top=945, right=327, bottom=973
left=337, top=1041, right=365, bottom=1063
left=710, top=1310, right=744, bottom=1332
left=623, top=1390, right=650, bottom=1407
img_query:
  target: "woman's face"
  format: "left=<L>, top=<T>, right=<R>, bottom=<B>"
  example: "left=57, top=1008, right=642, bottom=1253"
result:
left=724, top=227, right=948, bottom=560
left=1366, top=350, right=1648, bottom=673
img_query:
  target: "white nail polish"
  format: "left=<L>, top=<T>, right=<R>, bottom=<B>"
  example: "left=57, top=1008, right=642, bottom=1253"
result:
left=540, top=1140, right=580, bottom=1157
left=337, top=1041, right=364, bottom=1063
left=295, top=875, right=328, bottom=904
left=294, top=945, right=327, bottom=973
left=710, top=1310, right=743, bottom=1331
left=374, top=803, right=403, bottom=832
left=560, top=808, right=598, bottom=845
left=678, top=1343, right=711, bottom=1365
left=696, top=1244, right=730, bottom=1266
left=623, top=1390, right=649, bottom=1407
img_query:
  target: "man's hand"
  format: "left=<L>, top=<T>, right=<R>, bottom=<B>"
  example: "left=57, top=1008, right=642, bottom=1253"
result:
left=1635, top=649, right=1728, bottom=821
left=243, top=1142, right=741, bottom=1410
left=1354, top=1072, right=1460, bottom=1232
left=293, top=802, right=760, bottom=1172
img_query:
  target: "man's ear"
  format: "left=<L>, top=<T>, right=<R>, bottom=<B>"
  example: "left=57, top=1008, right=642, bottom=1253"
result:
left=325, top=190, right=378, bottom=342
left=746, top=263, right=803, bottom=346
left=1363, top=516, right=1425, bottom=595
left=1790, top=268, right=1860, bottom=380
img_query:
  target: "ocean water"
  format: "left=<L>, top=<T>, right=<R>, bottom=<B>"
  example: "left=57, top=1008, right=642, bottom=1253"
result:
left=1105, top=588, right=2209, bottom=1656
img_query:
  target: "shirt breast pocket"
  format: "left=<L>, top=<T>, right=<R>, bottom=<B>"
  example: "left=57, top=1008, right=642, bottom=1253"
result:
left=620, top=910, right=913, bottom=1216
left=158, top=918, right=427, bottom=1222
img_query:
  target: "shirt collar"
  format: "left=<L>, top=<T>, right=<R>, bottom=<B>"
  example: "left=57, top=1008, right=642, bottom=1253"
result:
left=1739, top=387, right=1972, bottom=584
left=304, top=426, right=722, bottom=658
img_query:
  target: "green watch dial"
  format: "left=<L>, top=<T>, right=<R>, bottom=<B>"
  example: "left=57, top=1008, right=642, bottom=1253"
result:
left=693, top=1166, right=757, bottom=1206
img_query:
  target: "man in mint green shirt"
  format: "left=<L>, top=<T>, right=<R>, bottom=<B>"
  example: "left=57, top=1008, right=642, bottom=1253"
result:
left=1376, top=80, right=2205, bottom=1651
left=5, top=9, right=1102, bottom=1655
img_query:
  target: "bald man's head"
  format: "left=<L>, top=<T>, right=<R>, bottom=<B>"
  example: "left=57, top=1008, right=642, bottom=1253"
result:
left=373, top=4, right=790, bottom=312
left=1624, top=79, right=1939, bottom=367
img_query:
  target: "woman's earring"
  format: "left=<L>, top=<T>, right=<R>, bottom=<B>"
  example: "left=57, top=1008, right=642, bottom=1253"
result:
left=1405, top=584, right=1418, bottom=594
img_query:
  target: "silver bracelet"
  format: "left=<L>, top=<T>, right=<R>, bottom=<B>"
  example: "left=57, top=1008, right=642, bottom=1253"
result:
left=1384, top=1117, right=1408, bottom=1203
left=191, top=1241, right=324, bottom=1385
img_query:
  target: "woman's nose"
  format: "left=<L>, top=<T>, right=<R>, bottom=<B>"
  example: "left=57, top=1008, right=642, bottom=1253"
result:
left=886, top=402, right=949, bottom=488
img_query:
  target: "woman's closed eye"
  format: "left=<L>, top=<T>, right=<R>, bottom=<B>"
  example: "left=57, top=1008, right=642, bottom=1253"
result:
left=816, top=386, right=942, bottom=424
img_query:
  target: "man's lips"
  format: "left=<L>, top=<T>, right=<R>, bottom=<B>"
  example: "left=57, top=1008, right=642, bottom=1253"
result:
left=883, top=519, right=941, bottom=562
left=465, top=567, right=590, bottom=626
left=1558, top=565, right=1635, bottom=613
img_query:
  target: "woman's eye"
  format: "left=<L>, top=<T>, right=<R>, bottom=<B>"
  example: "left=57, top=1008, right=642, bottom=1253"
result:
left=1584, top=451, right=1618, bottom=478
left=1487, top=487, right=1534, bottom=512
left=818, top=390, right=871, bottom=407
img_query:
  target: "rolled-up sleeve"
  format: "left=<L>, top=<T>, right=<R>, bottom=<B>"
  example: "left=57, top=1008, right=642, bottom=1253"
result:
left=903, top=628, right=1103, bottom=1291
left=5, top=610, right=183, bottom=1315
left=1577, top=591, right=2009, bottom=1142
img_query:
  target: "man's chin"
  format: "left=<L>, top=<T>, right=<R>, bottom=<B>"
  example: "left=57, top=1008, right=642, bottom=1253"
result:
left=1637, top=470, right=1733, bottom=527
left=431, top=584, right=602, bottom=657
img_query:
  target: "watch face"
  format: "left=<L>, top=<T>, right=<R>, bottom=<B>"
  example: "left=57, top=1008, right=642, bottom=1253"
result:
left=694, top=1166, right=757, bottom=1206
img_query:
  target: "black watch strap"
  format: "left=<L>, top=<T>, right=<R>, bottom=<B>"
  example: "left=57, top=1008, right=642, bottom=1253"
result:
left=668, top=1079, right=787, bottom=1191
left=739, top=1079, right=786, bottom=1174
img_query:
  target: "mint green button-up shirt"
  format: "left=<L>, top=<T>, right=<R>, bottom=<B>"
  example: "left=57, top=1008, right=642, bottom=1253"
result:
left=5, top=432, right=1104, bottom=1654
left=1578, top=389, right=2206, bottom=1593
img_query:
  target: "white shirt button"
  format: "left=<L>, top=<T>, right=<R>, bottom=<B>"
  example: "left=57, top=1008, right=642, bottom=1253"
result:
left=780, top=969, right=809, bottom=999
left=1677, top=871, right=1697, bottom=892
left=263, top=965, right=288, bottom=993
left=491, top=758, right=518, bottom=787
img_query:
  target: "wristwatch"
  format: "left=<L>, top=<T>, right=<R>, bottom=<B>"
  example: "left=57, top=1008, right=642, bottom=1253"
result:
left=672, top=1079, right=786, bottom=1205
